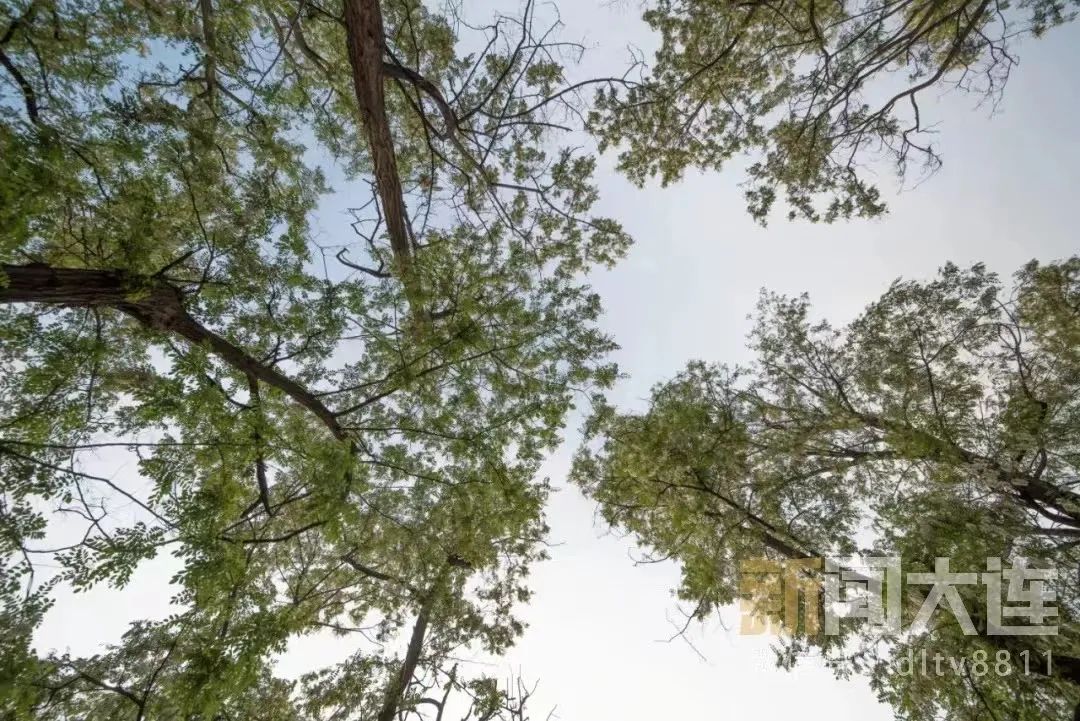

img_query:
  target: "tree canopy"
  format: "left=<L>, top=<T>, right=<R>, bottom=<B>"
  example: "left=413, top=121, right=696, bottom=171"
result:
left=0, top=0, right=628, bottom=718
left=3, top=0, right=1078, bottom=719
left=589, top=0, right=1078, bottom=222
left=573, top=258, right=1080, bottom=719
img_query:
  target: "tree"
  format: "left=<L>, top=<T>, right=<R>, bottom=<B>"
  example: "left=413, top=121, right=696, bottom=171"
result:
left=589, top=0, right=1078, bottom=223
left=0, top=0, right=628, bottom=718
left=572, top=258, right=1080, bottom=720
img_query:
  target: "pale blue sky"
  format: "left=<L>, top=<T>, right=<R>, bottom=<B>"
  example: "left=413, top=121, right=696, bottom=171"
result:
left=487, top=4, right=1080, bottom=720
left=34, top=3, right=1080, bottom=719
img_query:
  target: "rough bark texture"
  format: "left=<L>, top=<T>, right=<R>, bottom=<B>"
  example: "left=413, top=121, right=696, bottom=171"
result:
left=0, top=263, right=347, bottom=440
left=342, top=0, right=414, bottom=282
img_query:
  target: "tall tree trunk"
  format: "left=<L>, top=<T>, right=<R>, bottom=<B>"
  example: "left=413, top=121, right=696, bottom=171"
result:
left=374, top=567, right=450, bottom=721
left=342, top=0, right=415, bottom=291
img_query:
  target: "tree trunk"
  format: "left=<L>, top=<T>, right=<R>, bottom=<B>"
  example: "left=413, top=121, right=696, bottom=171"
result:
left=342, top=0, right=414, bottom=286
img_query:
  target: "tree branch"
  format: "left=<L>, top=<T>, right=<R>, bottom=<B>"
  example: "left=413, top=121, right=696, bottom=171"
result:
left=0, top=263, right=347, bottom=440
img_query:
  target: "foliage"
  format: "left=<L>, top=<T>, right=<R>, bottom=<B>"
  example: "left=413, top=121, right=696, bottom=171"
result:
left=573, top=258, right=1080, bottom=719
left=589, top=0, right=1078, bottom=222
left=0, top=0, right=628, bottom=718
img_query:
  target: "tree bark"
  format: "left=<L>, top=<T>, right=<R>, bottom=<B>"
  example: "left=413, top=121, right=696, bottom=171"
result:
left=342, top=0, right=414, bottom=286
left=374, top=568, right=450, bottom=721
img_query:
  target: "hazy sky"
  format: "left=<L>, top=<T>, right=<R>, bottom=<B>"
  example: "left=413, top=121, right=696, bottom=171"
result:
left=33, top=2, right=1080, bottom=719
left=483, top=4, right=1080, bottom=719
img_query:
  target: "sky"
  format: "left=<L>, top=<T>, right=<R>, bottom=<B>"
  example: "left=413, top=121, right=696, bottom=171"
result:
left=476, top=3, right=1080, bottom=719
left=31, top=2, right=1080, bottom=720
